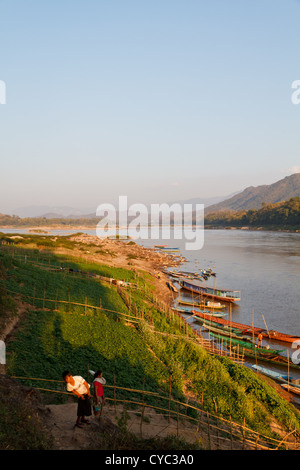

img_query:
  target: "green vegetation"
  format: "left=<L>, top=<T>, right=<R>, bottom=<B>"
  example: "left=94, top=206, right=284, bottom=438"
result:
left=0, top=213, right=99, bottom=227
left=205, top=197, right=300, bottom=229
left=0, top=375, right=53, bottom=450
left=0, top=233, right=300, bottom=449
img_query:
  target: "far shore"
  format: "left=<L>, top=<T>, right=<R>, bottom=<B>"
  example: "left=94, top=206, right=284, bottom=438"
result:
left=0, top=224, right=298, bottom=233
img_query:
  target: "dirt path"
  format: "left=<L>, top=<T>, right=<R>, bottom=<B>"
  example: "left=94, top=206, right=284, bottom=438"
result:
left=45, top=402, right=201, bottom=450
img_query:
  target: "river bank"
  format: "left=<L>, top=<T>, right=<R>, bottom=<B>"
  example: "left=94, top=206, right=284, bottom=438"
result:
left=0, top=230, right=185, bottom=308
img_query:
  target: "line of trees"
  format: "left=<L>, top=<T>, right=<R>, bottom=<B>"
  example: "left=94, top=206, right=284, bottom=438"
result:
left=1, top=197, right=299, bottom=229
left=205, top=197, right=300, bottom=228
left=0, top=214, right=98, bottom=227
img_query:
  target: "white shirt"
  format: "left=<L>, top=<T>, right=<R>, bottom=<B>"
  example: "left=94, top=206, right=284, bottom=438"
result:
left=66, top=375, right=90, bottom=395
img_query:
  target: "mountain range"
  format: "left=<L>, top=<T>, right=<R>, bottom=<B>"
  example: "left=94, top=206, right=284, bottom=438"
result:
left=205, top=173, right=300, bottom=213
left=7, top=173, right=300, bottom=219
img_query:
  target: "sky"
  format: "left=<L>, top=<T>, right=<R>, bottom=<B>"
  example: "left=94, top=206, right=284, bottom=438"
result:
left=0, top=0, right=299, bottom=215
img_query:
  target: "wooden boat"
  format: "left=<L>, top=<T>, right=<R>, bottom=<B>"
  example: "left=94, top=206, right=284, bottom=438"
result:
left=244, top=349, right=300, bottom=371
left=202, top=321, right=253, bottom=342
left=195, top=316, right=242, bottom=331
left=177, top=270, right=201, bottom=277
left=178, top=299, right=226, bottom=310
left=166, top=281, right=178, bottom=293
left=173, top=305, right=226, bottom=316
left=159, top=247, right=179, bottom=251
left=164, top=270, right=194, bottom=279
left=252, top=365, right=300, bottom=387
left=281, top=384, right=300, bottom=396
left=209, top=332, right=283, bottom=355
left=179, top=279, right=240, bottom=303
left=192, top=310, right=227, bottom=318
left=189, top=311, right=300, bottom=344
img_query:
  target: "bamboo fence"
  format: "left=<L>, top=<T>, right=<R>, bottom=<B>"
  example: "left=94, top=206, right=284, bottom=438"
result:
left=2, top=245, right=299, bottom=449
left=10, top=374, right=300, bottom=450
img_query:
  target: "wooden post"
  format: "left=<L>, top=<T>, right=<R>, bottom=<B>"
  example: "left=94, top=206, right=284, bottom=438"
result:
left=140, top=379, right=145, bottom=437
left=207, top=411, right=211, bottom=450
left=113, top=372, right=116, bottom=415
left=168, top=375, right=172, bottom=423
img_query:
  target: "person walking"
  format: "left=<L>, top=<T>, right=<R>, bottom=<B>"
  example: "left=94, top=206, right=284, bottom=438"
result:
left=62, top=370, right=92, bottom=428
left=92, top=369, right=106, bottom=416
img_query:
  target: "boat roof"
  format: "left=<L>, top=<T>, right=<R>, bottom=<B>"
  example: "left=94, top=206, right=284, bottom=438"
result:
left=180, top=279, right=240, bottom=293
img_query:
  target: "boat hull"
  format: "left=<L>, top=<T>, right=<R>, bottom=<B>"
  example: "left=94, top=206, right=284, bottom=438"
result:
left=209, top=332, right=283, bottom=355
left=190, top=312, right=300, bottom=344
left=281, top=384, right=300, bottom=396
left=179, top=280, right=240, bottom=303
left=252, top=365, right=300, bottom=387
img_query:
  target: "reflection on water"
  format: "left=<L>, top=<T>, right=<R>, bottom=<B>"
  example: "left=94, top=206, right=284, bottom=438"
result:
left=137, top=229, right=300, bottom=336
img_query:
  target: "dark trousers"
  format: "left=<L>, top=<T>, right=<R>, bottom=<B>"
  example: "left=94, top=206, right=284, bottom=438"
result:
left=77, top=394, right=92, bottom=417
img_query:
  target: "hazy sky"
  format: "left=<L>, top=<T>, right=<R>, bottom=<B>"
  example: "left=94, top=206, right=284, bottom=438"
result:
left=0, top=0, right=299, bottom=214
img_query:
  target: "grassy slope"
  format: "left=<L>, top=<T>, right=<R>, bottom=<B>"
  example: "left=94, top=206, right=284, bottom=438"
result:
left=1, top=235, right=300, bottom=448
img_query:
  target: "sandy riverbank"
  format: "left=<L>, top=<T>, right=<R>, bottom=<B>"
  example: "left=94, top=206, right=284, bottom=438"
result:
left=2, top=230, right=185, bottom=307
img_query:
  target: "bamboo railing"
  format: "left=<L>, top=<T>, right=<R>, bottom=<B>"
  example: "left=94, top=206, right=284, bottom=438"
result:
left=10, top=374, right=300, bottom=450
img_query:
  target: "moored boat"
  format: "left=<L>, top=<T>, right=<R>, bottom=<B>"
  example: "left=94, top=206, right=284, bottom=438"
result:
left=252, top=365, right=300, bottom=387
left=178, top=299, right=226, bottom=310
left=179, top=279, right=240, bottom=303
left=190, top=311, right=300, bottom=344
left=202, top=321, right=253, bottom=342
left=159, top=247, right=180, bottom=251
left=209, top=332, right=283, bottom=355
left=192, top=310, right=227, bottom=318
left=172, top=305, right=226, bottom=316
left=243, top=350, right=300, bottom=371
left=281, top=384, right=300, bottom=396
left=166, top=281, right=178, bottom=293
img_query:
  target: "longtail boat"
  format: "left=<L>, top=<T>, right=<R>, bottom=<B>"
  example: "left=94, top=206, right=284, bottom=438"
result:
left=243, top=350, right=300, bottom=371
left=172, top=306, right=226, bottom=317
left=159, top=247, right=180, bottom=252
left=252, top=365, right=300, bottom=387
left=196, top=316, right=242, bottom=332
left=281, top=384, right=300, bottom=396
left=180, top=279, right=240, bottom=303
left=178, top=299, right=226, bottom=310
left=202, top=321, right=254, bottom=342
left=192, top=310, right=228, bottom=318
left=209, top=332, right=283, bottom=355
left=191, top=310, right=300, bottom=344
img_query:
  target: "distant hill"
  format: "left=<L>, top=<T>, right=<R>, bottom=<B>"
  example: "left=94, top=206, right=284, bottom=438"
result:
left=205, top=174, right=300, bottom=212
